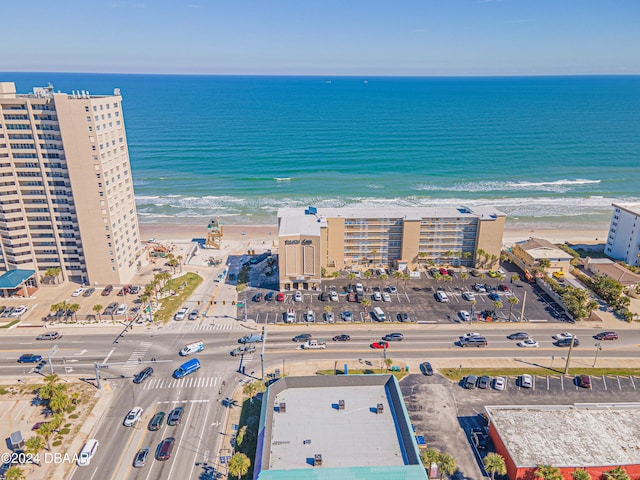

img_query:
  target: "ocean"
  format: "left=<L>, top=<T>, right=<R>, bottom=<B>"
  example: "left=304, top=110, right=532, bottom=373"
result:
left=7, top=73, right=640, bottom=227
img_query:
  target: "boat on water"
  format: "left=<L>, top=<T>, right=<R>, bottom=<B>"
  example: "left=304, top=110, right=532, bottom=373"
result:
left=274, top=177, right=292, bottom=182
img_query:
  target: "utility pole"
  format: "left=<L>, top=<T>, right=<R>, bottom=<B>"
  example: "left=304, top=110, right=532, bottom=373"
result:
left=519, top=291, right=527, bottom=322
left=564, top=335, right=576, bottom=375
left=593, top=342, right=602, bottom=368
left=260, top=325, right=266, bottom=381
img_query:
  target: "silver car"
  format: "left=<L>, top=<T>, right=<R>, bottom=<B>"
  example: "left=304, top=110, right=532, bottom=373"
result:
left=133, top=447, right=150, bottom=468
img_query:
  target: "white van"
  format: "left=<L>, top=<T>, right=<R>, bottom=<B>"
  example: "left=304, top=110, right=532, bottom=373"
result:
left=436, top=291, right=450, bottom=303
left=372, top=307, right=386, bottom=322
left=180, top=341, right=204, bottom=356
left=77, top=439, right=99, bottom=466
left=174, top=306, right=190, bottom=321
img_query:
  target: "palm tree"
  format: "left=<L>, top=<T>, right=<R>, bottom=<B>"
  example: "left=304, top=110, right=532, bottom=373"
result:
left=571, top=470, right=592, bottom=480
left=420, top=448, right=440, bottom=470
left=538, top=258, right=551, bottom=273
left=67, top=303, right=80, bottom=322
left=49, top=413, right=64, bottom=431
left=370, top=249, right=378, bottom=265
left=347, top=272, right=356, bottom=282
left=460, top=272, right=469, bottom=288
left=393, top=270, right=403, bottom=283
left=25, top=436, right=45, bottom=465
left=379, top=273, right=388, bottom=288
left=228, top=452, right=250, bottom=480
left=384, top=357, right=393, bottom=371
left=36, top=422, right=55, bottom=450
left=93, top=304, right=103, bottom=321
left=490, top=254, right=499, bottom=269
left=493, top=300, right=503, bottom=312
left=49, top=392, right=71, bottom=414
left=495, top=272, right=505, bottom=286
left=483, top=453, right=506, bottom=480
left=603, top=467, right=630, bottom=480
left=508, top=296, right=520, bottom=321
left=535, top=465, right=563, bottom=480
left=176, top=255, right=183, bottom=272
left=331, top=271, right=340, bottom=279
left=363, top=270, right=372, bottom=288
left=3, top=467, right=25, bottom=480
left=437, top=452, right=457, bottom=479
left=402, top=273, right=410, bottom=290
left=243, top=381, right=259, bottom=405
left=585, top=300, right=599, bottom=317
left=476, top=249, right=487, bottom=268
left=361, top=299, right=372, bottom=320
left=236, top=425, right=247, bottom=447
left=511, top=273, right=520, bottom=283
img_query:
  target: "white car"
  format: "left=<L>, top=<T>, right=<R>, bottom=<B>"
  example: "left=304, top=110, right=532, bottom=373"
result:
left=517, top=338, right=539, bottom=348
left=460, top=332, right=481, bottom=340
left=373, top=291, right=382, bottom=301
left=324, top=311, right=334, bottom=322
left=382, top=292, right=391, bottom=302
left=174, top=306, right=189, bottom=321
left=462, top=291, right=476, bottom=301
left=71, top=287, right=85, bottom=297
left=458, top=310, right=471, bottom=322
left=294, top=291, right=303, bottom=302
left=123, top=407, right=143, bottom=427
left=520, top=374, right=533, bottom=388
left=553, top=332, right=573, bottom=341
left=355, top=283, right=364, bottom=293
left=493, top=377, right=506, bottom=391
left=11, top=305, right=28, bottom=317
left=115, top=304, right=128, bottom=315
left=389, top=285, right=397, bottom=294
left=305, top=310, right=315, bottom=322
left=330, top=291, right=339, bottom=302
left=436, top=291, right=449, bottom=302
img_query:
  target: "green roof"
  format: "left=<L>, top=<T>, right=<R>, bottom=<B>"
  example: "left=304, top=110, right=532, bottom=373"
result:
left=0, top=270, right=35, bottom=289
left=257, top=465, right=427, bottom=480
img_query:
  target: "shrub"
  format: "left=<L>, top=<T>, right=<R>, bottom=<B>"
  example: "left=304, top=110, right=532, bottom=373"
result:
left=59, top=428, right=70, bottom=435
left=69, top=414, right=79, bottom=419
left=52, top=440, right=62, bottom=447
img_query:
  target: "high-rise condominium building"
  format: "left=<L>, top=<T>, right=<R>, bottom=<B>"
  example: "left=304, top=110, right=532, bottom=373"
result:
left=0, top=82, right=143, bottom=285
left=605, top=203, right=640, bottom=266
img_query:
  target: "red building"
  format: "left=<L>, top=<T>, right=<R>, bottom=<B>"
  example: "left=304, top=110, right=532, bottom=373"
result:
left=485, top=404, right=640, bottom=480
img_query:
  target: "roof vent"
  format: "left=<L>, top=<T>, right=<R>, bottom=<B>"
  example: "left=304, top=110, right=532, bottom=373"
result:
left=376, top=403, right=384, bottom=414
left=338, top=399, right=345, bottom=410
left=314, top=454, right=322, bottom=466
left=279, top=402, right=286, bottom=413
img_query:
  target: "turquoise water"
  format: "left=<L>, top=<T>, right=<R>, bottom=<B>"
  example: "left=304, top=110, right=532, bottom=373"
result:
left=8, top=73, right=640, bottom=226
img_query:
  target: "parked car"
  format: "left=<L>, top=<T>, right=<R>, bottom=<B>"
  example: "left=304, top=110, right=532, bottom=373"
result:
left=507, top=332, right=529, bottom=340
left=115, top=304, right=128, bottom=315
left=167, top=406, right=184, bottom=426
left=265, top=292, right=274, bottom=301
left=371, top=341, right=389, bottom=349
left=373, top=291, right=382, bottom=301
left=520, top=374, right=533, bottom=388
left=397, top=311, right=410, bottom=322
left=595, top=331, right=618, bottom=341
left=102, top=285, right=113, bottom=296
left=133, top=367, right=153, bottom=384
left=71, top=287, right=85, bottom=297
left=488, top=292, right=500, bottom=301
left=319, top=292, right=329, bottom=301
left=148, top=412, right=165, bottom=431
left=435, top=291, right=449, bottom=303
left=439, top=267, right=449, bottom=276
left=276, top=292, right=285, bottom=302
left=123, top=407, right=143, bottom=427
left=462, top=291, right=476, bottom=301
left=382, top=292, right=391, bottom=302
left=487, top=270, right=499, bottom=278
left=103, top=302, right=118, bottom=315
left=458, top=310, right=471, bottom=322
left=389, top=285, right=397, bottom=294
left=324, top=311, right=334, bottom=322
left=577, top=374, right=592, bottom=388
left=341, top=311, right=353, bottom=322
left=156, top=437, right=175, bottom=461
left=292, top=334, right=312, bottom=342
left=253, top=292, right=263, bottom=302
left=294, top=291, right=303, bottom=302
left=330, top=291, right=339, bottom=301
left=18, top=354, right=42, bottom=363
left=517, top=339, right=539, bottom=348
left=478, top=375, right=491, bottom=389
left=332, top=334, right=351, bottom=342
left=82, top=287, right=96, bottom=297
left=464, top=375, right=478, bottom=389
left=420, top=362, right=434, bottom=376
left=36, top=332, right=60, bottom=341
left=133, top=447, right=150, bottom=468
left=11, top=306, right=28, bottom=317
left=493, top=377, right=506, bottom=391
left=473, top=283, right=486, bottom=293
left=382, top=333, right=404, bottom=341
left=498, top=284, right=510, bottom=291
left=305, top=310, right=315, bottom=322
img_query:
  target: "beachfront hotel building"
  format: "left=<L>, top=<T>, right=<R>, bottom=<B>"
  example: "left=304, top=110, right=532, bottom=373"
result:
left=277, top=206, right=505, bottom=291
left=605, top=203, right=640, bottom=266
left=0, top=82, right=143, bottom=285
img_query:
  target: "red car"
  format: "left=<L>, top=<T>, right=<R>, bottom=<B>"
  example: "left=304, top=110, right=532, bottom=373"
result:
left=439, top=267, right=449, bottom=276
left=276, top=292, right=285, bottom=302
left=498, top=284, right=510, bottom=291
left=595, top=331, right=618, bottom=341
left=371, top=341, right=389, bottom=349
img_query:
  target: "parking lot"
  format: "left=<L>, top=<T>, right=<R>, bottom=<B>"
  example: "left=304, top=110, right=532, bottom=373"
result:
left=402, top=370, right=640, bottom=480
left=237, top=260, right=570, bottom=325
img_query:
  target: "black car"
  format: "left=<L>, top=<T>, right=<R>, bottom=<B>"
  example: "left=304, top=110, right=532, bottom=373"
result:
left=167, top=406, right=184, bottom=426
left=265, top=292, right=274, bottom=301
left=507, top=332, right=529, bottom=340
left=148, top=412, right=165, bottom=431
left=82, top=287, right=96, bottom=297
left=332, top=334, right=350, bottom=342
left=319, top=292, right=329, bottom=301
left=397, top=312, right=410, bottom=322
left=133, top=367, right=153, bottom=384
left=292, top=334, right=312, bottom=342
left=253, top=293, right=263, bottom=302
left=420, top=362, right=434, bottom=376
left=477, top=375, right=490, bottom=389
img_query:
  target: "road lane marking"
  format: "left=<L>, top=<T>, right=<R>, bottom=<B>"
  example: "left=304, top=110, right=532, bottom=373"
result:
left=166, top=403, right=196, bottom=480
left=102, top=348, right=115, bottom=364
left=187, top=398, right=212, bottom=480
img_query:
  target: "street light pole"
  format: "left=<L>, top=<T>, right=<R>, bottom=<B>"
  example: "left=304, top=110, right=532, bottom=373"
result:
left=564, top=335, right=576, bottom=375
left=593, top=342, right=602, bottom=368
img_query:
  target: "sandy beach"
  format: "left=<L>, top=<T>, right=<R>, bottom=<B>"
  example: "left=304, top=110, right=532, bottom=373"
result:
left=139, top=222, right=608, bottom=249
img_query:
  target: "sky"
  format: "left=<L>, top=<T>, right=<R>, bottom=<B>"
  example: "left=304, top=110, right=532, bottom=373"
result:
left=2, top=0, right=640, bottom=75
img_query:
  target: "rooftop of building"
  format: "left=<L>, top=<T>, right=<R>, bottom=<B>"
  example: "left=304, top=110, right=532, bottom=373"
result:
left=585, top=258, right=640, bottom=285
left=277, top=205, right=506, bottom=223
left=0, top=82, right=118, bottom=100
left=278, top=211, right=324, bottom=237
left=258, top=375, right=425, bottom=479
left=515, top=238, right=573, bottom=260
left=613, top=202, right=640, bottom=217
left=486, top=404, right=640, bottom=468
left=0, top=269, right=36, bottom=289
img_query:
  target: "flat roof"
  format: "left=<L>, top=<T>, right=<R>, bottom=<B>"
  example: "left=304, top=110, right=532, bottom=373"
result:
left=277, top=206, right=505, bottom=222
left=613, top=202, right=640, bottom=216
left=278, top=213, right=322, bottom=237
left=257, top=375, right=425, bottom=479
left=0, top=270, right=35, bottom=289
left=486, top=404, right=640, bottom=468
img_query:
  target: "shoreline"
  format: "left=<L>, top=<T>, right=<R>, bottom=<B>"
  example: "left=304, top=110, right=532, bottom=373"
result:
left=139, top=222, right=608, bottom=247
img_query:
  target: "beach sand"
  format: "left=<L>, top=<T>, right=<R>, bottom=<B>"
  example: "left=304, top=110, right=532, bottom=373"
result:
left=139, top=222, right=608, bottom=249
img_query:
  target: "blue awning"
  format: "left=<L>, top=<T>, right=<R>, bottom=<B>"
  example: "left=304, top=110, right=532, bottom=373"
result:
left=0, top=270, right=36, bottom=289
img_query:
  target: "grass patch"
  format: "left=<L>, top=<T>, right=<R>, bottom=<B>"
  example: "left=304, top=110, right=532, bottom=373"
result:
left=0, top=319, right=20, bottom=329
left=236, top=266, right=250, bottom=292
left=52, top=440, right=62, bottom=447
left=59, top=427, right=70, bottom=435
left=317, top=368, right=409, bottom=381
left=69, top=414, right=78, bottom=419
left=0, top=387, right=9, bottom=395
left=235, top=396, right=263, bottom=479
left=155, top=272, right=203, bottom=323
left=441, top=367, right=640, bottom=382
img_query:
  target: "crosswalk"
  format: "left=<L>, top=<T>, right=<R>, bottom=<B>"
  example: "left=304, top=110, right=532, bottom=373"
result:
left=187, top=322, right=235, bottom=331
left=142, top=376, right=221, bottom=390
left=121, top=341, right=152, bottom=372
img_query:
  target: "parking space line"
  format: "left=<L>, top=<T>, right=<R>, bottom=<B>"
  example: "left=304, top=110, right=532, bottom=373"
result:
left=547, top=376, right=549, bottom=390
left=602, top=376, right=607, bottom=391
left=631, top=376, right=637, bottom=390
left=560, top=376, right=564, bottom=391
left=532, top=376, right=536, bottom=390
left=617, top=376, right=622, bottom=390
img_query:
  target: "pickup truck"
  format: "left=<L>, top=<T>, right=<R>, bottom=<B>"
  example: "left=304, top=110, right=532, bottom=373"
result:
left=230, top=344, right=256, bottom=356
left=238, top=333, right=263, bottom=344
left=302, top=339, right=326, bottom=349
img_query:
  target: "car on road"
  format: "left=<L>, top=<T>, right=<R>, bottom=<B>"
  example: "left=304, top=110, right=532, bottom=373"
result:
left=478, top=375, right=491, bottom=389
left=230, top=345, right=256, bottom=356
left=464, top=375, right=477, bottom=389
left=577, top=375, right=592, bottom=388
left=101, top=284, right=113, bottom=296
left=180, top=341, right=204, bottom=356
left=71, top=287, right=85, bottom=297
left=82, top=287, right=96, bottom=297
left=123, top=407, right=143, bottom=427
left=371, top=341, right=389, bottom=349
left=389, top=285, right=397, bottom=294
left=553, top=332, right=574, bottom=341
left=420, top=362, right=434, bottom=376
left=488, top=292, right=501, bottom=301
left=253, top=292, right=263, bottom=302
left=294, top=291, right=303, bottom=302
left=397, top=312, right=411, bottom=322
left=156, top=437, right=175, bottom=461
left=167, top=406, right=184, bottom=426
left=382, top=332, right=404, bottom=341
left=264, top=292, right=274, bottom=301
left=462, top=291, right=476, bottom=301
left=507, top=332, right=529, bottom=340
left=133, top=367, right=153, bottom=384
left=292, top=333, right=312, bottom=342
left=188, top=309, right=199, bottom=320
left=276, top=292, right=285, bottom=302
left=493, top=377, right=506, bottom=391
left=517, top=338, right=539, bottom=348
left=458, top=310, right=471, bottom=322
left=133, top=447, right=150, bottom=468
left=18, top=354, right=42, bottom=363
left=555, top=337, right=580, bottom=347
left=595, top=331, right=618, bottom=341
left=520, top=374, right=533, bottom=388
left=460, top=332, right=481, bottom=340
left=174, top=306, right=189, bottom=321
left=36, top=332, right=60, bottom=341
left=341, top=311, right=352, bottom=321
left=148, top=412, right=165, bottom=431
left=11, top=305, right=28, bottom=317
left=332, top=334, right=350, bottom=342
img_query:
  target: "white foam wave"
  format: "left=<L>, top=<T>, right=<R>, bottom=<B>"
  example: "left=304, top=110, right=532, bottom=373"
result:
left=413, top=178, right=601, bottom=194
